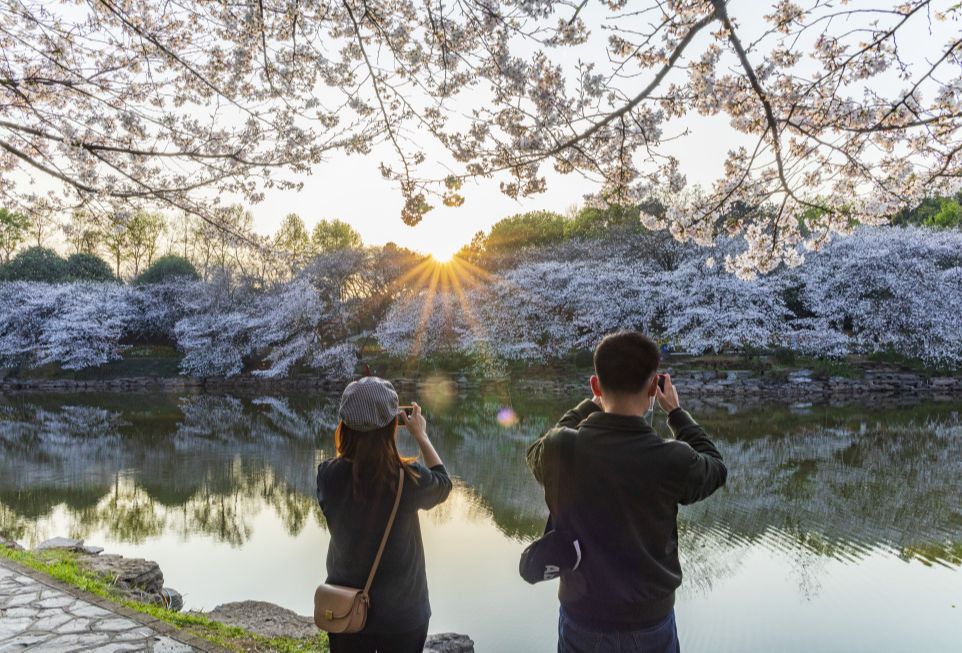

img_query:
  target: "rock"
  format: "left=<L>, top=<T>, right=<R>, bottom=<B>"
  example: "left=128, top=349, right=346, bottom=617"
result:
left=204, top=601, right=317, bottom=639
left=424, top=633, right=475, bottom=653
left=1, top=535, right=23, bottom=551
left=81, top=545, right=104, bottom=555
left=75, top=554, right=164, bottom=593
left=35, top=537, right=85, bottom=552
left=159, top=588, right=184, bottom=612
left=123, top=587, right=184, bottom=612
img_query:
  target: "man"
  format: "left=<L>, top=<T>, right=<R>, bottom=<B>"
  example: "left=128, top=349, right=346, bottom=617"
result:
left=527, top=331, right=727, bottom=652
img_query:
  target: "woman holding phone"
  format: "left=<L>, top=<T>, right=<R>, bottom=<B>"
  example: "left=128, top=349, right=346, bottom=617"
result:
left=316, top=376, right=452, bottom=653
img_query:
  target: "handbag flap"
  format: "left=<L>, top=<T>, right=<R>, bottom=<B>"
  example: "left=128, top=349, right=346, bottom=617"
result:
left=314, top=584, right=364, bottom=621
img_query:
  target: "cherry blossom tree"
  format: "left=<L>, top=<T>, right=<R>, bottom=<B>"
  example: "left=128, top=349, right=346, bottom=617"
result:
left=375, top=289, right=470, bottom=358
left=2, top=2, right=959, bottom=273
left=37, top=283, right=136, bottom=369
left=2, top=226, right=960, bottom=374
left=476, top=259, right=649, bottom=356
left=797, top=226, right=962, bottom=364
left=656, top=241, right=792, bottom=353
left=129, top=278, right=206, bottom=342
left=0, top=282, right=134, bottom=369
left=175, top=255, right=364, bottom=377
left=376, top=226, right=962, bottom=366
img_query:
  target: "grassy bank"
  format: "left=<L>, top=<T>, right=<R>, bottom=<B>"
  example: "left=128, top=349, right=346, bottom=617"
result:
left=0, top=545, right=328, bottom=653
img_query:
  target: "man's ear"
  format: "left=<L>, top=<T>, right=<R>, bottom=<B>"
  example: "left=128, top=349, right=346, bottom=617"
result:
left=648, top=374, right=659, bottom=397
left=589, top=375, right=602, bottom=398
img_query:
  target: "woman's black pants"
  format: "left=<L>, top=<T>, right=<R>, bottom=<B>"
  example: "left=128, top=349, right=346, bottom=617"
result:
left=327, top=622, right=429, bottom=653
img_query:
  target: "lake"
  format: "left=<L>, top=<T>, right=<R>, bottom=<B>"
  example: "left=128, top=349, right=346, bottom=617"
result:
left=1, top=385, right=960, bottom=652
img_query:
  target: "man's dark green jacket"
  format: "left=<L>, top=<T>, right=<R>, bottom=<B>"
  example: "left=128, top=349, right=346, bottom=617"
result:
left=527, top=399, right=727, bottom=630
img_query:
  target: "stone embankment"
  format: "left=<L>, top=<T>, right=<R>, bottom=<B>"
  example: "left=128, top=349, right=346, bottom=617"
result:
left=2, top=365, right=960, bottom=401
left=0, top=375, right=342, bottom=393
left=515, top=368, right=962, bottom=401
left=1, top=537, right=475, bottom=653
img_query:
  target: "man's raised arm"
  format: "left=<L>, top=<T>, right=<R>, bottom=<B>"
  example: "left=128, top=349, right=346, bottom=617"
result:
left=667, top=408, right=727, bottom=505
left=656, top=374, right=727, bottom=505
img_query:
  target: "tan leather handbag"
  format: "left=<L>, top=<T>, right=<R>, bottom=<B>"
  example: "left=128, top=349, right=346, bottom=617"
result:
left=314, top=467, right=404, bottom=634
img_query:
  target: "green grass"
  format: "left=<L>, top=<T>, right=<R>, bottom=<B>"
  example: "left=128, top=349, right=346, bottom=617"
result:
left=809, top=359, right=860, bottom=379
left=0, top=546, right=328, bottom=653
left=865, top=349, right=947, bottom=375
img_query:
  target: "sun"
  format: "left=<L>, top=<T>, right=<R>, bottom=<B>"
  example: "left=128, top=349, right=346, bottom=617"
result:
left=387, top=248, right=496, bottom=367
left=424, top=242, right=461, bottom=263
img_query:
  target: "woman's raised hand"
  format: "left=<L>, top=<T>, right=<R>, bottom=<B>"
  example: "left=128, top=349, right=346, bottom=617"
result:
left=401, top=402, right=442, bottom=468
left=401, top=402, right=428, bottom=441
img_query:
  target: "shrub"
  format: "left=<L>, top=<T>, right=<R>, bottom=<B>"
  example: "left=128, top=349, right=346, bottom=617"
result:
left=1, top=247, right=68, bottom=282
left=135, top=255, right=199, bottom=285
left=66, top=253, right=116, bottom=282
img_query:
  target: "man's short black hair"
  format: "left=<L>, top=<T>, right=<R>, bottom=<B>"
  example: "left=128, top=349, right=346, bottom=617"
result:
left=593, top=331, right=660, bottom=395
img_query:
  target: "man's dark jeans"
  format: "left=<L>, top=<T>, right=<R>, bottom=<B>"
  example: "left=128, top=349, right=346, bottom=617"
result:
left=558, top=608, right=680, bottom=653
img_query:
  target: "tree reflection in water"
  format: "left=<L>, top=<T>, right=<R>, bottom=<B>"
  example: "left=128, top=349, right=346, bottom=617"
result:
left=0, top=391, right=960, bottom=579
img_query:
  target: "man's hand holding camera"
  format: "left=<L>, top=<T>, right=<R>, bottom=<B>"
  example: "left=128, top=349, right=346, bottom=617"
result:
left=655, top=374, right=680, bottom=413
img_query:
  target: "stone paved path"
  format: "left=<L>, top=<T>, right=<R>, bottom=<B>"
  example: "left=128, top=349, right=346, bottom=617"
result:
left=0, top=559, right=226, bottom=653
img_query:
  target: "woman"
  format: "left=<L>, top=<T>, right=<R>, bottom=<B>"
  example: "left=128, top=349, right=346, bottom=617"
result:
left=316, top=376, right=452, bottom=653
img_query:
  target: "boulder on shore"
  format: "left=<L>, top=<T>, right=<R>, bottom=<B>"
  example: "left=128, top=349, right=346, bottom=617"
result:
left=424, top=633, right=475, bottom=652
left=204, top=601, right=317, bottom=639
left=75, top=553, right=164, bottom=594
left=34, top=536, right=86, bottom=552
left=0, top=535, right=23, bottom=551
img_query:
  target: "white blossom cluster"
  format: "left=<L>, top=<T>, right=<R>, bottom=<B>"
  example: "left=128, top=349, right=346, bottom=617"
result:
left=377, top=227, right=962, bottom=366
left=1, top=227, right=960, bottom=374
left=0, top=277, right=358, bottom=377
left=0, top=282, right=136, bottom=370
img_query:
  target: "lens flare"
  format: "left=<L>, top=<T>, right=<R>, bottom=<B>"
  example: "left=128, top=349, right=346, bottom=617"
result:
left=496, top=407, right=518, bottom=427
left=420, top=374, right=456, bottom=412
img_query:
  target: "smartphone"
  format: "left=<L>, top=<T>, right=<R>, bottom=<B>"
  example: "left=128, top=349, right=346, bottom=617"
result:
left=657, top=374, right=667, bottom=392
left=399, top=405, right=414, bottom=418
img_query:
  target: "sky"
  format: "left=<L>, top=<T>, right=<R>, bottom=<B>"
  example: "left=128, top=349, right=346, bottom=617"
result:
left=252, top=113, right=741, bottom=260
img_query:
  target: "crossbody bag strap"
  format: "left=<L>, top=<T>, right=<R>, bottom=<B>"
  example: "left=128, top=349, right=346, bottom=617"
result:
left=362, top=466, right=405, bottom=597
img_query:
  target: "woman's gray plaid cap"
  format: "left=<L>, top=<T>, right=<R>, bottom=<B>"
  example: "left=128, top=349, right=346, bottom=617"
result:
left=338, top=376, right=401, bottom=431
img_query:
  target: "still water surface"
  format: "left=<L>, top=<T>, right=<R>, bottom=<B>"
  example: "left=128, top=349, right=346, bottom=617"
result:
left=1, top=388, right=960, bottom=652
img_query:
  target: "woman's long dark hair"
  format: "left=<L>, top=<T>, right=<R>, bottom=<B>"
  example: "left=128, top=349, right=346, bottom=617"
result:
left=335, top=417, right=419, bottom=500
